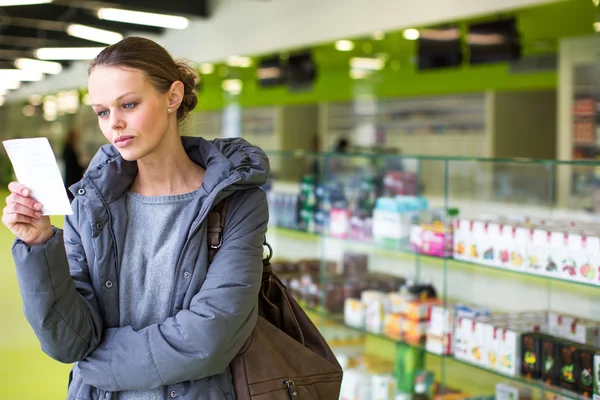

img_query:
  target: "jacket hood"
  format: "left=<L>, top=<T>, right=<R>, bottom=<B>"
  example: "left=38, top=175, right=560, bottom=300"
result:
left=71, top=136, right=270, bottom=204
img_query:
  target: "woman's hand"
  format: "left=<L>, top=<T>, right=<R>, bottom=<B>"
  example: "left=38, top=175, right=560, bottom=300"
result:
left=2, top=182, right=53, bottom=246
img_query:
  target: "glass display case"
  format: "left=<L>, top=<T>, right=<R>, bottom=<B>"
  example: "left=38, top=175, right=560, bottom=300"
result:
left=263, top=150, right=600, bottom=400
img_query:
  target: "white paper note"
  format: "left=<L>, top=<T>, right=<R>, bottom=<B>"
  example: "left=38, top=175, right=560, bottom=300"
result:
left=3, top=137, right=73, bottom=216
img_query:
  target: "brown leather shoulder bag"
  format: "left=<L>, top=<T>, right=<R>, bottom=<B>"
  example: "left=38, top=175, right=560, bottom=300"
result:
left=207, top=198, right=343, bottom=399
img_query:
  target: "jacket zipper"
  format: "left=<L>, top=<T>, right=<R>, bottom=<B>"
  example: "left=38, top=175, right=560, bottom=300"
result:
left=283, top=373, right=343, bottom=399
left=163, top=176, right=240, bottom=400
left=86, top=178, right=121, bottom=285
left=166, top=175, right=241, bottom=318
left=284, top=380, right=297, bottom=398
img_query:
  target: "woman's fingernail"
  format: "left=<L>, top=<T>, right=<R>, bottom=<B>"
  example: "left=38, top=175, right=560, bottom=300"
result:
left=34, top=203, right=42, bottom=210
left=22, top=189, right=29, bottom=196
left=35, top=212, right=42, bottom=217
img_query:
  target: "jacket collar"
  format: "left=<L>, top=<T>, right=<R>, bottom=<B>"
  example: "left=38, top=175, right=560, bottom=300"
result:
left=70, top=136, right=270, bottom=205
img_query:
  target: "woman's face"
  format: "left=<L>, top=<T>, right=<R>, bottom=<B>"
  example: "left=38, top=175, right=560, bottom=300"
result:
left=88, top=66, right=174, bottom=162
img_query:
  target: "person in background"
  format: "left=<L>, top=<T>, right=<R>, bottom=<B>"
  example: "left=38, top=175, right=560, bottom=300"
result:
left=2, top=37, right=269, bottom=400
left=62, top=128, right=84, bottom=202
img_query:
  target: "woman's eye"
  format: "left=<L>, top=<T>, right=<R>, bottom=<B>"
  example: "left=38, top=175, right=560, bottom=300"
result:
left=97, top=110, right=109, bottom=118
left=123, top=102, right=136, bottom=110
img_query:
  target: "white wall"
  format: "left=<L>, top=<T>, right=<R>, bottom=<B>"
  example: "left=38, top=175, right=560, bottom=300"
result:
left=7, top=0, right=561, bottom=100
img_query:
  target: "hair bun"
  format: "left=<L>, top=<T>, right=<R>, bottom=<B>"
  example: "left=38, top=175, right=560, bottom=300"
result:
left=175, top=60, right=198, bottom=121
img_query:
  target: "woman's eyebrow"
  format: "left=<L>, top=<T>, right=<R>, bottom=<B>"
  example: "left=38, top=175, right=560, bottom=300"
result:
left=91, top=91, right=136, bottom=107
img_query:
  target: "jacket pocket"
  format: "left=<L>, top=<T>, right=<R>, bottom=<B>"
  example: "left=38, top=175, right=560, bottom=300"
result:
left=66, top=364, right=101, bottom=400
left=250, top=373, right=343, bottom=399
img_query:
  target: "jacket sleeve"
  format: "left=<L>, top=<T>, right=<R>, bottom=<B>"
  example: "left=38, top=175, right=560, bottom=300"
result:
left=78, top=188, right=268, bottom=391
left=12, top=197, right=104, bottom=364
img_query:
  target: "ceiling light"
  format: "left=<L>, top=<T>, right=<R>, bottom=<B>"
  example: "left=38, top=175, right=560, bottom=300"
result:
left=0, top=69, right=43, bottom=81
left=200, top=63, right=214, bottom=74
left=420, top=28, right=460, bottom=41
left=227, top=56, right=252, bottom=68
left=350, top=57, right=385, bottom=71
left=372, top=31, right=386, bottom=41
left=595, top=22, right=600, bottom=32
left=97, top=8, right=189, bottom=30
left=468, top=33, right=505, bottom=46
left=221, top=79, right=242, bottom=95
left=22, top=105, right=35, bottom=117
left=67, top=24, right=123, bottom=45
left=0, top=0, right=52, bottom=6
left=335, top=40, right=355, bottom=51
left=403, top=28, right=420, bottom=40
left=349, top=69, right=369, bottom=80
left=594, top=0, right=599, bottom=6
left=35, top=47, right=105, bottom=60
left=0, top=88, right=7, bottom=96
left=0, top=79, right=21, bottom=90
left=29, top=94, right=42, bottom=106
left=15, top=58, right=62, bottom=75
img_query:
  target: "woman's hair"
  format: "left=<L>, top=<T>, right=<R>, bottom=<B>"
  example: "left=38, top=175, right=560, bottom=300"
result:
left=89, top=37, right=198, bottom=122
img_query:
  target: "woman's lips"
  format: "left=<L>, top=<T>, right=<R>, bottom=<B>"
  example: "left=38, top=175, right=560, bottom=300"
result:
left=114, top=136, right=134, bottom=148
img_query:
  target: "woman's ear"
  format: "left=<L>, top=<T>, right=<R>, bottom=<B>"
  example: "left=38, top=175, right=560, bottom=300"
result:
left=168, top=81, right=185, bottom=111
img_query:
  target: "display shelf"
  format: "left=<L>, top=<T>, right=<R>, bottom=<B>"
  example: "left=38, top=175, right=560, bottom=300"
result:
left=270, top=226, right=600, bottom=291
left=305, top=307, right=586, bottom=400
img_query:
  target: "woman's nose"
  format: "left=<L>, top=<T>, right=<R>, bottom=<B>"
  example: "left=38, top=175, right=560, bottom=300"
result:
left=110, top=111, right=125, bottom=130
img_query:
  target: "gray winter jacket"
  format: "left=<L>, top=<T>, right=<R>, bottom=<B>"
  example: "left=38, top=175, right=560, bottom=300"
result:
left=12, top=137, right=270, bottom=400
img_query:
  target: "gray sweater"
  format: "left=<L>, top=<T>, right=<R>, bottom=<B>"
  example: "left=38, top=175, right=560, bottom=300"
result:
left=118, top=189, right=200, bottom=400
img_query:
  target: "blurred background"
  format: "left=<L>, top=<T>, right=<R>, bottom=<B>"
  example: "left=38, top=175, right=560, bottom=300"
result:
left=1, top=0, right=600, bottom=399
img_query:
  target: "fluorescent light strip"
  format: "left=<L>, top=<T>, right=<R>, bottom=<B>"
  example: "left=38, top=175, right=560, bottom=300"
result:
left=350, top=57, right=385, bottom=71
left=403, top=29, right=420, bottom=41
left=15, top=58, right=62, bottom=74
left=0, top=69, right=43, bottom=81
left=0, top=80, right=20, bottom=90
left=35, top=47, right=106, bottom=60
left=335, top=40, right=354, bottom=51
left=97, top=8, right=189, bottom=30
left=227, top=56, right=252, bottom=68
left=67, top=24, right=123, bottom=45
left=0, top=0, right=52, bottom=6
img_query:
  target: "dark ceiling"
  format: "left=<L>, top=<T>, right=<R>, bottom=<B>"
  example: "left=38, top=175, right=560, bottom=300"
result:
left=0, top=0, right=211, bottom=69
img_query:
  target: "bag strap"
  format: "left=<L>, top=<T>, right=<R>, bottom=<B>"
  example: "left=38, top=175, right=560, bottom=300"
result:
left=207, top=195, right=274, bottom=273
left=208, top=197, right=230, bottom=265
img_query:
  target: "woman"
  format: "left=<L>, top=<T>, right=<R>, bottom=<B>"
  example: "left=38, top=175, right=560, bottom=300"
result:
left=2, top=37, right=269, bottom=400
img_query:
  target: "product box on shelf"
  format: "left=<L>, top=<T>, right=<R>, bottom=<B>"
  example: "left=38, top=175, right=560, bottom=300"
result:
left=546, top=230, right=568, bottom=277
left=559, top=342, right=579, bottom=392
left=495, top=383, right=533, bottom=400
left=496, top=324, right=529, bottom=377
left=426, top=332, right=453, bottom=355
left=363, top=291, right=391, bottom=334
left=429, top=305, right=456, bottom=336
left=419, top=223, right=453, bottom=258
left=344, top=298, right=366, bottom=329
left=453, top=218, right=473, bottom=261
left=593, top=352, right=600, bottom=400
left=371, top=374, right=397, bottom=400
left=497, top=223, right=515, bottom=268
left=568, top=319, right=600, bottom=347
left=511, top=226, right=528, bottom=269
left=526, top=228, right=548, bottom=272
left=564, top=233, right=583, bottom=281
left=521, top=333, right=543, bottom=380
left=484, top=222, right=503, bottom=266
left=578, top=345, right=595, bottom=397
left=576, top=235, right=600, bottom=284
left=454, top=316, right=486, bottom=365
left=472, top=220, right=489, bottom=264
left=541, top=335, right=561, bottom=385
